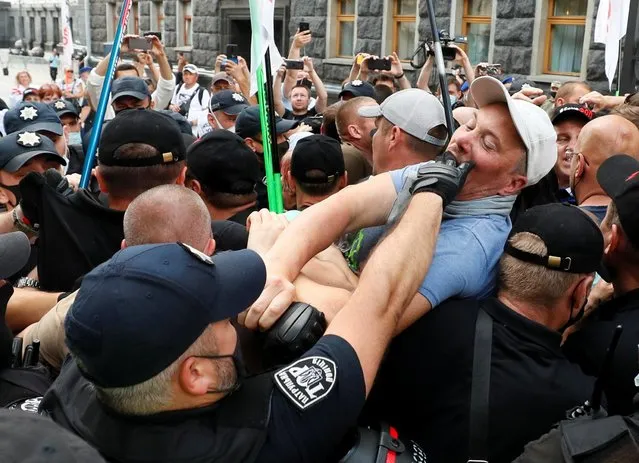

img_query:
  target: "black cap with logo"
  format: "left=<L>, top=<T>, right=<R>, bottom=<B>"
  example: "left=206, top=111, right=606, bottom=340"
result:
left=551, top=104, right=595, bottom=126
left=3, top=102, right=63, bottom=136
left=235, top=105, right=299, bottom=139
left=209, top=90, right=249, bottom=115
left=339, top=80, right=375, bottom=99
left=597, top=154, right=639, bottom=249
left=50, top=99, right=80, bottom=118
left=504, top=203, right=604, bottom=274
left=0, top=131, right=66, bottom=172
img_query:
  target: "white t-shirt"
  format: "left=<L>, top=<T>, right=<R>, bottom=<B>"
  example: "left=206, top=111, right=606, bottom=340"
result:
left=171, top=83, right=210, bottom=136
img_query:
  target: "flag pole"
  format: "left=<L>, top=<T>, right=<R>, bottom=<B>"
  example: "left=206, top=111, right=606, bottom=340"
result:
left=79, top=0, right=133, bottom=189
left=263, top=49, right=284, bottom=212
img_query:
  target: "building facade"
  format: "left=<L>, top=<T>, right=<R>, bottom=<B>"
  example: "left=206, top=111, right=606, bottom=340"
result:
left=5, top=0, right=89, bottom=51
left=89, top=0, right=608, bottom=91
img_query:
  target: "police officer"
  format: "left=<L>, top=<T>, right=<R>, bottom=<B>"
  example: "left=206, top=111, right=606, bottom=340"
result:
left=0, top=131, right=66, bottom=214
left=41, top=155, right=472, bottom=462
left=50, top=99, right=85, bottom=175
left=563, top=154, right=639, bottom=416
left=205, top=89, right=249, bottom=134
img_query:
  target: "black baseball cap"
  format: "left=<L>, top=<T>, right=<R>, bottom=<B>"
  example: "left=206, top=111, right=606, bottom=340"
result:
left=339, top=80, right=375, bottom=99
left=3, top=102, right=64, bottom=136
left=50, top=99, right=79, bottom=118
left=291, top=135, right=345, bottom=184
left=187, top=130, right=260, bottom=194
left=209, top=90, right=249, bottom=115
left=98, top=109, right=186, bottom=167
left=111, top=76, right=151, bottom=102
left=235, top=105, right=299, bottom=139
left=0, top=131, right=66, bottom=172
left=551, top=104, right=595, bottom=126
left=505, top=203, right=604, bottom=274
left=21, top=88, right=39, bottom=100
left=0, top=409, right=106, bottom=462
left=597, top=154, right=639, bottom=248
left=65, top=243, right=266, bottom=388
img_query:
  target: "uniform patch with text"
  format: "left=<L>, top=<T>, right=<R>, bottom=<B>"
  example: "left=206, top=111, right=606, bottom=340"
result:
left=274, top=356, right=337, bottom=410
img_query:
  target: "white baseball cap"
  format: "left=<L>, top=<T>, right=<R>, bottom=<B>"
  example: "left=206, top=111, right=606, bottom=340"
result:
left=470, top=76, right=557, bottom=186
left=358, top=89, right=448, bottom=147
left=183, top=64, right=199, bottom=74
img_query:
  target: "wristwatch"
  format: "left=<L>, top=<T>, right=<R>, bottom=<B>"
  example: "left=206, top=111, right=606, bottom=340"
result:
left=16, top=277, right=40, bottom=289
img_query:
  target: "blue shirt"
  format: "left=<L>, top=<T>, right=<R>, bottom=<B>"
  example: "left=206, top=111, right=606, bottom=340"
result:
left=390, top=164, right=512, bottom=307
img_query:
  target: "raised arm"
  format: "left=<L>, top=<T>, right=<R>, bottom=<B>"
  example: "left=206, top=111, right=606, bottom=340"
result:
left=386, top=52, right=411, bottom=90
left=416, top=54, right=434, bottom=92
left=273, top=64, right=287, bottom=117
left=304, top=57, right=328, bottom=114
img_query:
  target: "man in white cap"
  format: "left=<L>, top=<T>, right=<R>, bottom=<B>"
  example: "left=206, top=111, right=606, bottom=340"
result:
left=169, top=64, right=210, bottom=135
left=238, top=76, right=558, bottom=333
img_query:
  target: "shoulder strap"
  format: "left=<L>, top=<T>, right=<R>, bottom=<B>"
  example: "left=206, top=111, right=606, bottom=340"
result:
left=469, top=307, right=493, bottom=461
left=175, top=82, right=184, bottom=96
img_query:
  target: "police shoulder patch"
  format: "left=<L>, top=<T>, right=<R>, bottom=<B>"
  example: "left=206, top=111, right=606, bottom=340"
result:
left=274, top=356, right=337, bottom=411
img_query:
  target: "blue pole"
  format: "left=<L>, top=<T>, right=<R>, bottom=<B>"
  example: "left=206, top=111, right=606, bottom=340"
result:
left=79, top=0, right=133, bottom=188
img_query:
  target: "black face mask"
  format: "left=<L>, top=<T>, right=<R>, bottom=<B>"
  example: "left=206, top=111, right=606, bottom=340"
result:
left=559, top=296, right=588, bottom=333
left=197, top=344, right=246, bottom=395
left=0, top=183, right=22, bottom=208
left=550, top=91, right=557, bottom=99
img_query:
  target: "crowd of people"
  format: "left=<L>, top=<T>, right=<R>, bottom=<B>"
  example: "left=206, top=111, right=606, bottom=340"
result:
left=0, top=28, right=637, bottom=462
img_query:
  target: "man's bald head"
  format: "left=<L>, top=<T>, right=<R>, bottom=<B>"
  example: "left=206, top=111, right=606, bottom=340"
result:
left=555, top=81, right=592, bottom=107
left=453, top=107, right=478, bottom=127
left=577, top=115, right=639, bottom=166
left=336, top=97, right=377, bottom=134
left=571, top=115, right=639, bottom=203
left=123, top=185, right=212, bottom=251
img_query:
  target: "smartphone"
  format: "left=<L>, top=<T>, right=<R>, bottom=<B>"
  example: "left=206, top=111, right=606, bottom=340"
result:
left=143, top=31, right=162, bottom=42
left=299, top=22, right=310, bottom=33
left=368, top=58, right=391, bottom=71
left=226, top=44, right=239, bottom=64
left=129, top=37, right=152, bottom=51
left=284, top=59, right=305, bottom=70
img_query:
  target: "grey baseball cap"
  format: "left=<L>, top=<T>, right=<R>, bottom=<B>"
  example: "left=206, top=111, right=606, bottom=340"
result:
left=358, top=89, right=448, bottom=146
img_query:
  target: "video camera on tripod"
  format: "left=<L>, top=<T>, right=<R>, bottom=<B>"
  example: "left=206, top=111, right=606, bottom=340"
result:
left=410, top=30, right=468, bottom=69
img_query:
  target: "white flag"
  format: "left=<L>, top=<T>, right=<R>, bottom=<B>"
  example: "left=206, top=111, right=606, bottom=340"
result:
left=594, top=0, right=631, bottom=90
left=249, top=0, right=283, bottom=96
left=60, top=0, right=74, bottom=68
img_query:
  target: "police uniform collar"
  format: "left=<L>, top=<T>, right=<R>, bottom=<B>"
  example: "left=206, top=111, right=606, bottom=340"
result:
left=483, top=297, right=564, bottom=354
left=593, top=287, right=639, bottom=319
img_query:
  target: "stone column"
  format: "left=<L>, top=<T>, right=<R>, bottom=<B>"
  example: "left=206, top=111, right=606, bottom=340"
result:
left=492, top=0, right=535, bottom=75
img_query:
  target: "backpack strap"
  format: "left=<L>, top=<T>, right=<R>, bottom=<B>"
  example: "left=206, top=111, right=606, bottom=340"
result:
left=468, top=306, right=493, bottom=461
left=197, top=86, right=205, bottom=107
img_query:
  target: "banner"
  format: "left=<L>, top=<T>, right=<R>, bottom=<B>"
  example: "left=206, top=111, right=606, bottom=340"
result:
left=594, top=0, right=631, bottom=90
left=249, top=0, right=283, bottom=96
left=60, top=0, right=74, bottom=68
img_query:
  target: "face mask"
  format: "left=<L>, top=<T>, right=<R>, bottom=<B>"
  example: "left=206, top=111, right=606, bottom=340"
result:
left=550, top=91, right=557, bottom=99
left=68, top=131, right=82, bottom=146
left=559, top=297, right=588, bottom=333
left=449, top=95, right=458, bottom=105
left=0, top=183, right=22, bottom=208
left=197, top=344, right=246, bottom=395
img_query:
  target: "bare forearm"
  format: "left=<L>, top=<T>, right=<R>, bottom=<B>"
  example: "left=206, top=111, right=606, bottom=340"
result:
left=273, top=76, right=286, bottom=116
left=95, top=54, right=111, bottom=77
left=310, top=70, right=328, bottom=113
left=417, top=60, right=433, bottom=91
left=326, top=193, right=443, bottom=392
left=0, top=211, right=16, bottom=234
left=397, top=75, right=412, bottom=90
left=156, top=53, right=172, bottom=81
left=7, top=289, right=62, bottom=332
left=463, top=59, right=475, bottom=83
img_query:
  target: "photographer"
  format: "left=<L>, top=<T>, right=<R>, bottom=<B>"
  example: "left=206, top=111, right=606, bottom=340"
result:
left=87, top=35, right=176, bottom=121
left=169, top=64, right=210, bottom=136
left=274, top=57, right=327, bottom=120
left=417, top=44, right=475, bottom=93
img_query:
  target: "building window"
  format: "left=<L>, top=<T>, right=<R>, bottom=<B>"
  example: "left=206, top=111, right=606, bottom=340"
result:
left=53, top=16, right=59, bottom=45
left=392, top=0, right=416, bottom=60
left=177, top=0, right=192, bottom=47
left=544, top=0, right=587, bottom=75
left=336, top=0, right=355, bottom=57
left=9, top=16, right=15, bottom=40
left=129, top=2, right=140, bottom=35
left=40, top=16, right=47, bottom=44
left=151, top=1, right=165, bottom=34
left=29, top=17, right=35, bottom=43
left=462, top=0, right=492, bottom=64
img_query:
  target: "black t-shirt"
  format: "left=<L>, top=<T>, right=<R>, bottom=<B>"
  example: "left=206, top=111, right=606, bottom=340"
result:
left=282, top=107, right=317, bottom=121
left=563, top=288, right=639, bottom=416
left=227, top=205, right=258, bottom=227
left=66, top=144, right=86, bottom=176
left=363, top=297, right=595, bottom=463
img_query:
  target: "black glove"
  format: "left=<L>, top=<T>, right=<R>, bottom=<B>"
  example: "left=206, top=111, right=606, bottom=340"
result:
left=263, top=302, right=327, bottom=366
left=20, top=169, right=73, bottom=227
left=409, top=151, right=474, bottom=207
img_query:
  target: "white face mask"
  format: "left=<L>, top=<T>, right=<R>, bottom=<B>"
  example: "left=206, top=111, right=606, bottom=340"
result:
left=68, top=131, right=82, bottom=146
left=449, top=95, right=458, bottom=105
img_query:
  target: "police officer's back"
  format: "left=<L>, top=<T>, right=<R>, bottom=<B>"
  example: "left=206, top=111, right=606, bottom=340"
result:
left=363, top=204, right=601, bottom=463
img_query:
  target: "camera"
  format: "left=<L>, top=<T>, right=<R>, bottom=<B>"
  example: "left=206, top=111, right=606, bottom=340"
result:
left=428, top=30, right=468, bottom=61
left=284, top=59, right=305, bottom=70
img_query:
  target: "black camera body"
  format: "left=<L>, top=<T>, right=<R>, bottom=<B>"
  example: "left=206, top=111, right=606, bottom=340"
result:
left=427, top=30, right=468, bottom=61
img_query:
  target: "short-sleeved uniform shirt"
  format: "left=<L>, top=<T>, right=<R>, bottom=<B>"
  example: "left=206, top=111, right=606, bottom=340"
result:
left=363, top=298, right=595, bottom=463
